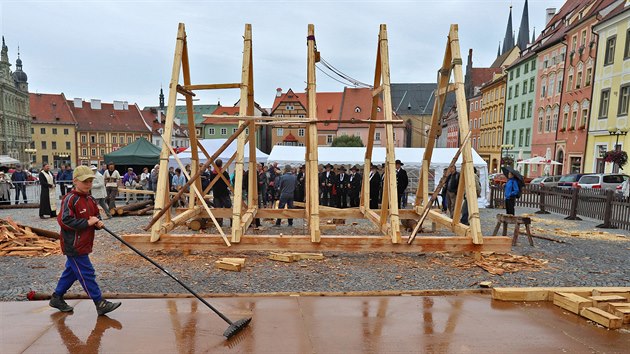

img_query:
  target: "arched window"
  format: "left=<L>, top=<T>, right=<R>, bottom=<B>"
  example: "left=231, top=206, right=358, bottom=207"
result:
left=354, top=107, right=361, bottom=113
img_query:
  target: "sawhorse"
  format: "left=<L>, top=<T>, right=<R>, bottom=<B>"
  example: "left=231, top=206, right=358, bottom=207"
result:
left=492, top=214, right=534, bottom=246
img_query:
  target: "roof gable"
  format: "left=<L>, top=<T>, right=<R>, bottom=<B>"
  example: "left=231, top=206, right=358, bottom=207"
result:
left=29, top=93, right=76, bottom=125
left=70, top=100, right=149, bottom=133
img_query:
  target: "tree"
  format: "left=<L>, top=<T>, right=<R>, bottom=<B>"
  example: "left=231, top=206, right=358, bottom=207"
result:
left=331, top=135, right=364, bottom=147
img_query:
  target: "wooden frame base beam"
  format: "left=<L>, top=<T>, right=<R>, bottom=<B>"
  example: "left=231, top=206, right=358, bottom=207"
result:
left=122, top=234, right=512, bottom=253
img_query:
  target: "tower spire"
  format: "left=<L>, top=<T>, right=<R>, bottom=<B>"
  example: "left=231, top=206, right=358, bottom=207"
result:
left=502, top=5, right=515, bottom=54
left=497, top=42, right=501, bottom=57
left=517, top=0, right=530, bottom=50
left=531, top=27, right=536, bottom=43
left=159, top=86, right=165, bottom=111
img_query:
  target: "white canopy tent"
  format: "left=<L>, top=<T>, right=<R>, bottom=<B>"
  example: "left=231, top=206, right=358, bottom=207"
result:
left=168, top=139, right=269, bottom=170
left=268, top=146, right=490, bottom=207
left=0, top=155, right=20, bottom=165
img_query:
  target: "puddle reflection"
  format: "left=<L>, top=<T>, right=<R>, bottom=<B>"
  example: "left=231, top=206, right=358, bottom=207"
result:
left=51, top=312, right=122, bottom=354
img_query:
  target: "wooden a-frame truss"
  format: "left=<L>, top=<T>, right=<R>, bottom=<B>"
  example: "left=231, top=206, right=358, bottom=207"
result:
left=124, top=23, right=511, bottom=254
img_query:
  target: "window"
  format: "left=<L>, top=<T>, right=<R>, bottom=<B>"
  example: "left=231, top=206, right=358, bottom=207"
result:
left=530, top=78, right=535, bottom=92
left=208, top=128, right=215, bottom=135
left=512, top=131, right=516, bottom=147
left=604, top=36, right=616, bottom=65
left=521, top=103, right=526, bottom=119
left=99, top=136, right=105, bottom=144
left=505, top=131, right=510, bottom=145
left=581, top=108, right=588, bottom=127
left=513, top=105, right=518, bottom=120
left=64, top=128, right=69, bottom=135
left=297, top=114, right=305, bottom=118
left=557, top=75, right=563, bottom=94
left=625, top=28, right=630, bottom=59
left=525, top=128, right=530, bottom=147
left=599, top=89, right=610, bottom=118
left=52, top=128, right=58, bottom=135
left=127, top=137, right=132, bottom=144
left=545, top=113, right=551, bottom=132
left=515, top=84, right=520, bottom=97
left=232, top=128, right=238, bottom=134
left=112, top=136, right=117, bottom=144
left=375, top=132, right=381, bottom=141
left=531, top=60, right=535, bottom=70
left=510, top=71, right=514, bottom=80
left=119, top=135, right=124, bottom=143
left=286, top=105, right=294, bottom=111
left=41, top=141, right=46, bottom=149
left=100, top=149, right=105, bottom=156
left=245, top=128, right=249, bottom=134
left=327, top=135, right=333, bottom=144
left=516, top=67, right=520, bottom=78
left=298, top=128, right=305, bottom=137
left=585, top=68, right=592, bottom=87
left=508, top=87, right=512, bottom=99
left=221, top=128, right=227, bottom=135
left=563, top=113, right=569, bottom=130
left=518, top=129, right=524, bottom=147
left=567, top=74, right=573, bottom=91
left=524, top=63, right=529, bottom=74
left=581, top=30, right=587, bottom=46
left=52, top=141, right=57, bottom=149
left=91, top=148, right=96, bottom=156
left=541, top=81, right=546, bottom=98
left=576, top=71, right=582, bottom=89
left=571, top=111, right=578, bottom=128
left=276, top=128, right=283, bottom=136
left=619, top=85, right=629, bottom=117
left=89, top=135, right=95, bottom=144
left=522, top=81, right=527, bottom=95
left=82, top=149, right=87, bottom=157
left=527, top=101, right=533, bottom=118
left=507, top=107, right=511, bottom=121
left=66, top=142, right=71, bottom=150
left=354, top=107, right=361, bottom=113
left=377, top=106, right=382, bottom=112
left=572, top=35, right=578, bottom=51
left=470, top=102, right=474, bottom=112
left=552, top=111, right=558, bottom=131
left=40, top=127, right=45, bottom=134
left=31, top=128, right=34, bottom=134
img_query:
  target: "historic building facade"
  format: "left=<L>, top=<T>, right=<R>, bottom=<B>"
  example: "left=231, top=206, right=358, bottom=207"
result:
left=0, top=37, right=31, bottom=164
left=478, top=74, right=507, bottom=173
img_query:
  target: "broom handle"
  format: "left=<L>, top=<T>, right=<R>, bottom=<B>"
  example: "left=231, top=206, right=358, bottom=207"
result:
left=101, top=226, right=234, bottom=325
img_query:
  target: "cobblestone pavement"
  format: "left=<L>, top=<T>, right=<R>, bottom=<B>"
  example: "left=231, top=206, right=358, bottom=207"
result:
left=1, top=204, right=628, bottom=301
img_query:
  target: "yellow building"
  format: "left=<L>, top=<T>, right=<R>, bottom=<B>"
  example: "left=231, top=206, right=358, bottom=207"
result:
left=29, top=93, right=78, bottom=169
left=584, top=4, right=629, bottom=174
left=478, top=73, right=507, bottom=173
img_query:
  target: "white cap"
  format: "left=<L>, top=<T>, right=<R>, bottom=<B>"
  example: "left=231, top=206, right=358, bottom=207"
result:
left=90, top=165, right=98, bottom=170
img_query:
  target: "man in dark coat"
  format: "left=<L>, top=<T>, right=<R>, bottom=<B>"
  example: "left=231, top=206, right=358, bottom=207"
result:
left=319, top=164, right=335, bottom=207
left=211, top=159, right=231, bottom=227
left=335, top=166, right=349, bottom=208
left=39, top=163, right=57, bottom=218
left=11, top=164, right=29, bottom=204
left=295, top=165, right=305, bottom=202
left=348, top=165, right=362, bottom=207
left=369, top=164, right=381, bottom=209
left=395, top=160, right=409, bottom=209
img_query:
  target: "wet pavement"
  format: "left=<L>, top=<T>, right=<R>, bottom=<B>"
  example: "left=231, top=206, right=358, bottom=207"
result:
left=2, top=294, right=628, bottom=353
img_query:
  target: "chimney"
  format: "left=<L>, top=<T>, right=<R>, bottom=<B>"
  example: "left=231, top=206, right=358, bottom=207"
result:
left=276, top=88, right=282, bottom=97
left=73, top=98, right=82, bottom=108
left=90, top=99, right=101, bottom=110
left=546, top=8, right=556, bottom=25
left=123, top=101, right=129, bottom=110
left=113, top=100, right=124, bottom=110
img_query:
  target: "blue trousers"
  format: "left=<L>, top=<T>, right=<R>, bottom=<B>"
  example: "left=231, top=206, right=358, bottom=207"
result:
left=55, top=254, right=102, bottom=303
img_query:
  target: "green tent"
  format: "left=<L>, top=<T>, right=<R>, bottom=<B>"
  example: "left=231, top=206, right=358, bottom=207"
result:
left=103, top=137, right=161, bottom=165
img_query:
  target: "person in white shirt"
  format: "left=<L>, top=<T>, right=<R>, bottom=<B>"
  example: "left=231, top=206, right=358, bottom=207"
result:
left=103, top=162, right=121, bottom=210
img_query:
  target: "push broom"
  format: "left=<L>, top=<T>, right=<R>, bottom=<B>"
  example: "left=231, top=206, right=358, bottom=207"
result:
left=102, top=226, right=251, bottom=339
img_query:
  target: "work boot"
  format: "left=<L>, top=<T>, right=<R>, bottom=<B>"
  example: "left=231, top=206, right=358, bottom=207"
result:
left=95, top=299, right=121, bottom=316
left=49, top=293, right=74, bottom=312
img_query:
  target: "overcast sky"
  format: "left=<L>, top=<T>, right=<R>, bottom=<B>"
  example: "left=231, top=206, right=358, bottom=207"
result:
left=1, top=0, right=565, bottom=109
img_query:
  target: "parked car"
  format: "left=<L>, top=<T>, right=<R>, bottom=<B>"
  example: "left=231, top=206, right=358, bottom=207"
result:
left=578, top=173, right=629, bottom=190
left=557, top=174, right=587, bottom=189
left=529, top=175, right=561, bottom=187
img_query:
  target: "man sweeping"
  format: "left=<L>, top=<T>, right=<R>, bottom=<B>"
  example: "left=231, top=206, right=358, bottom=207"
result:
left=49, top=165, right=121, bottom=316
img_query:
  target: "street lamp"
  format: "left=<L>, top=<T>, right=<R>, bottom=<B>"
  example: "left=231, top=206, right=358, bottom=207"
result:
left=608, top=127, right=629, bottom=171
left=500, top=144, right=514, bottom=166
left=24, top=148, right=37, bottom=166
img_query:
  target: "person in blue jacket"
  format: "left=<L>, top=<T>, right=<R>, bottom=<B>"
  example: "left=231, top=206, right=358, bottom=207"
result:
left=504, top=171, right=520, bottom=215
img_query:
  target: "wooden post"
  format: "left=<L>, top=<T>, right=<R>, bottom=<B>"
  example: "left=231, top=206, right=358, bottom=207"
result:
left=232, top=24, right=253, bottom=243
left=564, top=187, right=582, bottom=221
left=596, top=190, right=616, bottom=229
left=181, top=38, right=200, bottom=210
left=306, top=24, right=321, bottom=242
left=535, top=186, right=550, bottom=214
left=151, top=23, right=186, bottom=242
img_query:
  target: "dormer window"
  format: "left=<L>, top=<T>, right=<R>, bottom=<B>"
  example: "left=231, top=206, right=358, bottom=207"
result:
left=354, top=107, right=361, bottom=113
left=377, top=106, right=382, bottom=112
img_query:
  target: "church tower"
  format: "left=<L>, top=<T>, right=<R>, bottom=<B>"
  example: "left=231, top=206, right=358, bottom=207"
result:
left=502, top=6, right=515, bottom=55
left=516, top=0, right=531, bottom=51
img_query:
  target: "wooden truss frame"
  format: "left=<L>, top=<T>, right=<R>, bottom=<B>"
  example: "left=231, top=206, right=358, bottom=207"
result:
left=125, top=23, right=511, bottom=253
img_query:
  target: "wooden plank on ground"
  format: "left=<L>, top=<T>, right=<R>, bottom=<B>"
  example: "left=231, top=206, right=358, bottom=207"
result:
left=612, top=307, right=630, bottom=324
left=214, top=260, right=242, bottom=272
left=268, top=252, right=296, bottom=262
left=589, top=295, right=627, bottom=310
left=291, top=252, right=324, bottom=260
left=580, top=307, right=622, bottom=329
left=552, top=292, right=592, bottom=314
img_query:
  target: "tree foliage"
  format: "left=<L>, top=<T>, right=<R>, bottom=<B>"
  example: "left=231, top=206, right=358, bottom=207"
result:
left=331, top=135, right=364, bottom=147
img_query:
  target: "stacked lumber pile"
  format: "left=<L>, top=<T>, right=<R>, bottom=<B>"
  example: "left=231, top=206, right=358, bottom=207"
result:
left=109, top=200, right=153, bottom=217
left=0, top=218, right=60, bottom=257
left=493, top=287, right=630, bottom=329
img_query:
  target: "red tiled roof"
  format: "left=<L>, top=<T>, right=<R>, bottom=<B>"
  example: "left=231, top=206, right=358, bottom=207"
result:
left=471, top=68, right=502, bottom=89
left=201, top=106, right=242, bottom=124
left=337, top=87, right=385, bottom=128
left=271, top=89, right=308, bottom=113
left=283, top=133, right=298, bottom=142
left=316, top=92, right=343, bottom=131
left=69, top=100, right=150, bottom=133
left=140, top=108, right=188, bottom=138
left=29, top=93, right=76, bottom=125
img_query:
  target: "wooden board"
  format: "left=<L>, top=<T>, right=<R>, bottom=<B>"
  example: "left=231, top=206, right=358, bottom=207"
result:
left=589, top=295, right=627, bottom=310
left=291, top=252, right=324, bottom=260
left=607, top=302, right=630, bottom=313
left=123, top=234, right=513, bottom=253
left=552, top=292, right=592, bottom=314
left=214, top=260, right=242, bottom=272
left=492, top=287, right=630, bottom=302
left=592, top=289, right=630, bottom=301
left=268, top=252, right=296, bottom=263
left=219, top=257, right=245, bottom=265
left=580, top=307, right=622, bottom=329
left=612, top=307, right=630, bottom=324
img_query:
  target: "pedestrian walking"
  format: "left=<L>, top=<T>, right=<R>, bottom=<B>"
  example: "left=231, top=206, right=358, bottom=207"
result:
left=50, top=165, right=121, bottom=316
left=348, top=165, right=362, bottom=207
left=319, top=163, right=335, bottom=207
left=39, top=163, right=57, bottom=219
left=103, top=162, right=121, bottom=210
left=395, top=160, right=409, bottom=209
left=335, top=166, right=349, bottom=208
left=90, top=165, right=111, bottom=219
left=276, top=165, right=297, bottom=226
left=11, top=164, right=29, bottom=204
left=211, top=159, right=232, bottom=227
left=0, top=171, right=12, bottom=205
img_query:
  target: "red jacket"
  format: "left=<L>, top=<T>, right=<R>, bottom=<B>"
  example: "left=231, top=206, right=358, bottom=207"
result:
left=57, top=189, right=100, bottom=256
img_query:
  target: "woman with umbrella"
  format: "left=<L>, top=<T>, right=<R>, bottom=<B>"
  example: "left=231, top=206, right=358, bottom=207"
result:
left=502, top=166, right=523, bottom=215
